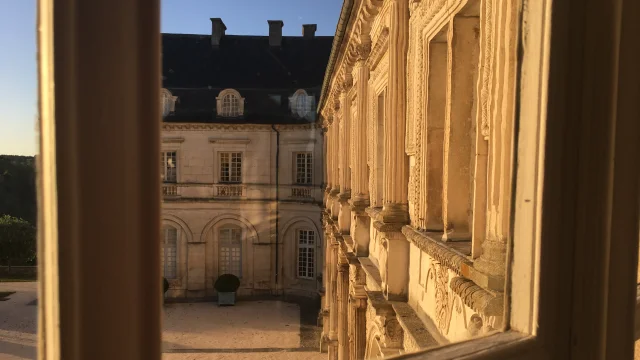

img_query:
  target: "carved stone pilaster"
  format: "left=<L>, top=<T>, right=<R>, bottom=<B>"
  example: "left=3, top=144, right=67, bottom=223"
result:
left=348, top=293, right=368, bottom=360
left=382, top=0, right=410, bottom=207
left=337, top=255, right=350, bottom=360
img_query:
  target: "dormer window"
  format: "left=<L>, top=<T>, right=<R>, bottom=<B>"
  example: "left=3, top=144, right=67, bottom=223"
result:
left=161, top=89, right=177, bottom=117
left=216, top=89, right=245, bottom=117
left=289, top=89, right=315, bottom=119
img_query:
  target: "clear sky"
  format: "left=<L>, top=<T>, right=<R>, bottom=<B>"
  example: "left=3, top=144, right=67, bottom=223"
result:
left=0, top=0, right=342, bottom=156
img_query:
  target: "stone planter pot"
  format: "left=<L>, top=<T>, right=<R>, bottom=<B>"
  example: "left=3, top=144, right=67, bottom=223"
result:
left=218, top=292, right=236, bottom=306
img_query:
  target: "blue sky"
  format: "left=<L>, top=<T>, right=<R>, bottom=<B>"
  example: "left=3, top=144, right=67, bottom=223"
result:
left=0, top=0, right=342, bottom=156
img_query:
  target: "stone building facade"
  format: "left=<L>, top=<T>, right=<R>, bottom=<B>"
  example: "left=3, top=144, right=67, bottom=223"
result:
left=319, top=0, right=516, bottom=358
left=160, top=19, right=332, bottom=300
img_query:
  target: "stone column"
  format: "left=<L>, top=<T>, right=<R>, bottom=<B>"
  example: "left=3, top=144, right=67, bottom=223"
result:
left=328, top=237, right=339, bottom=359
left=471, top=1, right=519, bottom=291
left=337, top=253, right=350, bottom=360
left=338, top=79, right=353, bottom=234
left=352, top=46, right=370, bottom=203
left=348, top=262, right=367, bottom=360
left=349, top=296, right=367, bottom=360
left=377, top=0, right=411, bottom=302
left=330, top=119, right=341, bottom=219
left=324, top=122, right=332, bottom=208
left=380, top=0, right=410, bottom=223
left=349, top=43, right=372, bottom=256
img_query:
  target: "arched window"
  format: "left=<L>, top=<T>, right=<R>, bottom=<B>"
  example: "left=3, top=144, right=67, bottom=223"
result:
left=161, top=226, right=178, bottom=279
left=216, top=89, right=244, bottom=117
left=289, top=89, right=315, bottom=118
left=297, top=229, right=315, bottom=279
left=161, top=89, right=177, bottom=117
left=219, top=225, right=242, bottom=277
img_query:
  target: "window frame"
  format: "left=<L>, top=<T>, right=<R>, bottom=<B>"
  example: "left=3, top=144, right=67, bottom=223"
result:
left=38, top=0, right=640, bottom=359
left=289, top=89, right=314, bottom=118
left=296, top=229, right=316, bottom=280
left=216, top=88, right=245, bottom=117
left=160, top=150, right=178, bottom=183
left=161, top=226, right=178, bottom=279
left=218, top=151, right=243, bottom=184
left=218, top=225, right=243, bottom=278
left=293, top=151, right=313, bottom=185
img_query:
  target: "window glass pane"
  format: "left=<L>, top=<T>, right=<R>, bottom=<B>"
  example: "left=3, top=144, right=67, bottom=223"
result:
left=219, top=227, right=242, bottom=278
left=297, top=230, right=315, bottom=279
left=163, top=227, right=177, bottom=279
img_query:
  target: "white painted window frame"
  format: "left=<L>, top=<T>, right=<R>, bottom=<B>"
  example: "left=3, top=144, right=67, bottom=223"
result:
left=37, top=0, right=640, bottom=359
left=297, top=229, right=316, bottom=279
left=216, top=88, right=245, bottom=117
left=294, top=151, right=313, bottom=185
left=161, top=226, right=178, bottom=279
left=218, top=226, right=243, bottom=278
left=218, top=151, right=243, bottom=184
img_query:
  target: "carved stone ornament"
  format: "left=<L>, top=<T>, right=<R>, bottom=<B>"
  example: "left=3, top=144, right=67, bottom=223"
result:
left=432, top=262, right=450, bottom=332
left=355, top=42, right=372, bottom=61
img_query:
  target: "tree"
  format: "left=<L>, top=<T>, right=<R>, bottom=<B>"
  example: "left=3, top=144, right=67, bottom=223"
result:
left=0, top=155, right=37, bottom=224
left=0, top=215, right=36, bottom=267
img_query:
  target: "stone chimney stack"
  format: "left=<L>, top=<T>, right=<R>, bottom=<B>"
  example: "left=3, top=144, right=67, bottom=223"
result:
left=302, top=24, right=317, bottom=39
left=267, top=20, right=284, bottom=47
left=210, top=18, right=226, bottom=48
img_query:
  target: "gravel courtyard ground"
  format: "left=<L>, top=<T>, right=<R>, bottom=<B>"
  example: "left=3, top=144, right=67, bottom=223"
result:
left=0, top=282, right=324, bottom=360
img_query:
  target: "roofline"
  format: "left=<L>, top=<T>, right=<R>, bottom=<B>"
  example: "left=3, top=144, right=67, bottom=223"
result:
left=161, top=32, right=334, bottom=39
left=317, top=0, right=356, bottom=118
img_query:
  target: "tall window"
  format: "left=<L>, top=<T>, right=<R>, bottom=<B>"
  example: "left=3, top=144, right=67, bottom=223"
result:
left=297, top=229, right=315, bottom=279
left=161, top=227, right=177, bottom=279
left=219, top=226, right=242, bottom=277
left=161, top=151, right=177, bottom=183
left=295, top=152, right=313, bottom=184
left=217, top=89, right=243, bottom=117
left=219, top=152, right=242, bottom=183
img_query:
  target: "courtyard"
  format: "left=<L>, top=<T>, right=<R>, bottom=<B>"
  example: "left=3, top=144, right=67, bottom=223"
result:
left=0, top=282, right=324, bottom=360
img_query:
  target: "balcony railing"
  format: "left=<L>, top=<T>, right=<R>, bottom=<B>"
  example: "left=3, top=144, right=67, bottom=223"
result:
left=215, top=184, right=244, bottom=197
left=291, top=187, right=313, bottom=198
left=162, top=184, right=178, bottom=196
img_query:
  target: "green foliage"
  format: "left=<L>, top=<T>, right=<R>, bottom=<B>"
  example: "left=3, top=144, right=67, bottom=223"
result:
left=0, top=215, right=37, bottom=266
left=214, top=274, right=241, bottom=293
left=0, top=155, right=37, bottom=224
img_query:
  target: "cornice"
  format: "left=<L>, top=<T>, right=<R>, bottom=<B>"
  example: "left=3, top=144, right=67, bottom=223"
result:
left=208, top=138, right=251, bottom=145
left=162, top=136, right=185, bottom=143
left=367, top=27, right=390, bottom=71
left=162, top=123, right=321, bottom=132
left=319, top=0, right=384, bottom=115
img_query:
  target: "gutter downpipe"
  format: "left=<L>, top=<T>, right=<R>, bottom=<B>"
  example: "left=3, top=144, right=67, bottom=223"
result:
left=272, top=125, right=281, bottom=290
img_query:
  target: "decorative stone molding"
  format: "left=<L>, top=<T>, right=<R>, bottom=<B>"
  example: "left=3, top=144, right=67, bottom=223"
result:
left=449, top=276, right=503, bottom=316
left=208, top=138, right=251, bottom=145
left=401, top=225, right=472, bottom=276
left=162, top=123, right=321, bottom=132
left=162, top=136, right=185, bottom=143
left=367, top=28, right=389, bottom=71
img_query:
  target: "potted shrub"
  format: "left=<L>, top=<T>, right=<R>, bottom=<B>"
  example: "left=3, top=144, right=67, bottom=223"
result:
left=214, top=274, right=240, bottom=306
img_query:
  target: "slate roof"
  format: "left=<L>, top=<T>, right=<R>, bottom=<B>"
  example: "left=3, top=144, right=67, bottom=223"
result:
left=161, top=33, right=333, bottom=124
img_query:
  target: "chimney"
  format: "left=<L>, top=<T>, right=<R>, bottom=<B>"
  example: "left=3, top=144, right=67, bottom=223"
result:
left=302, top=24, right=317, bottom=39
left=210, top=18, right=226, bottom=48
left=267, top=20, right=284, bottom=47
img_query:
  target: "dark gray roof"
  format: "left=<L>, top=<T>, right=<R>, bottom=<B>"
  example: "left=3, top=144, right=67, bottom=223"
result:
left=161, top=33, right=333, bottom=124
